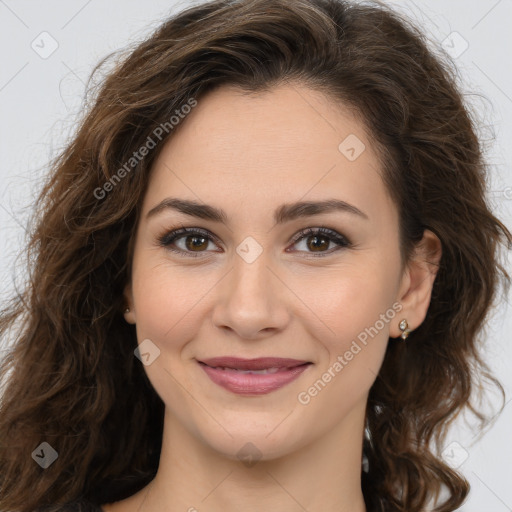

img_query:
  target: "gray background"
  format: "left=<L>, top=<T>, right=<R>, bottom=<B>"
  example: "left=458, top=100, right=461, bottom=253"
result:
left=0, top=1, right=511, bottom=510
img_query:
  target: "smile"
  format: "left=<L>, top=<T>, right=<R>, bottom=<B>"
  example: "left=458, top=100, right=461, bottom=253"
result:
left=197, top=357, right=312, bottom=395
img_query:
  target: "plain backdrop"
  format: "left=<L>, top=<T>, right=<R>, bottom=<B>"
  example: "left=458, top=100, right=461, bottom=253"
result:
left=0, top=1, right=511, bottom=511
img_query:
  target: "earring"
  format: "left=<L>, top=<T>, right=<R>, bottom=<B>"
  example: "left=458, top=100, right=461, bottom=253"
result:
left=398, top=319, right=412, bottom=340
left=124, top=307, right=130, bottom=313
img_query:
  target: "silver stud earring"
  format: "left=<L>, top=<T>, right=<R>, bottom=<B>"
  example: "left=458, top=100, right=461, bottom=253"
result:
left=124, top=307, right=130, bottom=313
left=399, top=319, right=412, bottom=340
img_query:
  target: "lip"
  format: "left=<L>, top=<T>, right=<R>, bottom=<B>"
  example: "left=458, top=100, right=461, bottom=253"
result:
left=197, top=357, right=312, bottom=395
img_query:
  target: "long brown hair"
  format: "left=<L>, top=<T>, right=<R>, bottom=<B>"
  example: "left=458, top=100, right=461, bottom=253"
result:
left=1, top=1, right=510, bottom=511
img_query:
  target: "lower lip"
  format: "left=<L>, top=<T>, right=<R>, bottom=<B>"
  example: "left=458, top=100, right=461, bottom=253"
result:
left=198, top=362, right=311, bottom=395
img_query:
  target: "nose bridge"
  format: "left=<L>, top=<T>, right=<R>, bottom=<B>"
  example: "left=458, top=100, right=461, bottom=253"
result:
left=230, top=241, right=276, bottom=306
left=211, top=236, right=290, bottom=337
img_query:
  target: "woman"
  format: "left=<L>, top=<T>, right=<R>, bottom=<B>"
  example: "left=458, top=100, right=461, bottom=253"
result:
left=0, top=0, right=510, bottom=511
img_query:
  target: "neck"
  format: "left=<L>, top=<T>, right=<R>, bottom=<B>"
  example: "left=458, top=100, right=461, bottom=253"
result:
left=135, top=402, right=368, bottom=512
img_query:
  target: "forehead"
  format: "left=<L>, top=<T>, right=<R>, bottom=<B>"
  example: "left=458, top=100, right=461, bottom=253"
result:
left=161, top=83, right=370, bottom=170
left=144, top=83, right=396, bottom=228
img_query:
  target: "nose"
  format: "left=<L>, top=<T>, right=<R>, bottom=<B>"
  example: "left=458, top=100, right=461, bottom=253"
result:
left=211, top=247, right=291, bottom=340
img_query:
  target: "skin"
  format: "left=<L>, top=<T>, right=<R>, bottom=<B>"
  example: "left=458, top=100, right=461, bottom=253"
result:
left=104, top=82, right=441, bottom=512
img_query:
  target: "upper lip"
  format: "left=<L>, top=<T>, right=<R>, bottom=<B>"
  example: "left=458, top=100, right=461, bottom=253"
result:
left=198, top=357, right=311, bottom=370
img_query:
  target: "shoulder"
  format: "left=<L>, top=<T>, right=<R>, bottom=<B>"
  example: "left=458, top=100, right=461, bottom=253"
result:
left=64, top=502, right=104, bottom=512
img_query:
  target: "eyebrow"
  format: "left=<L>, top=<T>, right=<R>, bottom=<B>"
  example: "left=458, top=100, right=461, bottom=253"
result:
left=146, top=197, right=369, bottom=223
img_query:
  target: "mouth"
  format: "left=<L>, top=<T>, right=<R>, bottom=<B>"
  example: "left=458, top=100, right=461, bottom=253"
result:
left=197, top=357, right=312, bottom=395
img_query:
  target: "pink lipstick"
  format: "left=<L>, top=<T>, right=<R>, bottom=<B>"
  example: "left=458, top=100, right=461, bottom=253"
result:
left=197, top=357, right=312, bottom=395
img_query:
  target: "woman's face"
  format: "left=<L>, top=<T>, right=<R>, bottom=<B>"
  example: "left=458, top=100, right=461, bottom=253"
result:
left=125, top=83, right=414, bottom=460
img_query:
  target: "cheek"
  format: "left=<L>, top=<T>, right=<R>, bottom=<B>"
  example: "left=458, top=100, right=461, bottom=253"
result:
left=130, top=262, right=208, bottom=419
left=291, top=260, right=400, bottom=406
left=292, top=268, right=396, bottom=421
left=131, top=258, right=209, bottom=346
left=296, top=262, right=397, bottom=341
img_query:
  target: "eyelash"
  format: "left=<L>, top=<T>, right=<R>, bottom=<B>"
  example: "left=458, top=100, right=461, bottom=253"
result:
left=157, top=226, right=352, bottom=258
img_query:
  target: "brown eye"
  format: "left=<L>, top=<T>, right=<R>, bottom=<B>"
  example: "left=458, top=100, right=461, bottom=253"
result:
left=288, top=227, right=351, bottom=257
left=158, top=227, right=220, bottom=257
left=184, top=235, right=209, bottom=252
left=305, top=234, right=330, bottom=252
left=158, top=226, right=351, bottom=258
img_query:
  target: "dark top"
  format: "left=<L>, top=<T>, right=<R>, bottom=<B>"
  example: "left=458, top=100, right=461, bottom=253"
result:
left=45, top=497, right=383, bottom=512
left=66, top=504, right=104, bottom=512
left=38, top=502, right=105, bottom=512
left=45, top=484, right=383, bottom=512
left=52, top=500, right=382, bottom=512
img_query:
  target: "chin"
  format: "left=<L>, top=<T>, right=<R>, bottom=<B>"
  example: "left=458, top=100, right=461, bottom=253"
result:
left=192, top=415, right=309, bottom=463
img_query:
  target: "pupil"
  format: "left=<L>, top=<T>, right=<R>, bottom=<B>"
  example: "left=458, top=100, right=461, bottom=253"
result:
left=186, top=236, right=207, bottom=251
left=308, top=235, right=328, bottom=251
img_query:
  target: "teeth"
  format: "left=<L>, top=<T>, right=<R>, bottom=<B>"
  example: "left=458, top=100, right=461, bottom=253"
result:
left=214, top=366, right=280, bottom=374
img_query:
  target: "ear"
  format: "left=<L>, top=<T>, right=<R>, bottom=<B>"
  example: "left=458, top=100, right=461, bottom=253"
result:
left=123, top=281, right=136, bottom=324
left=390, top=229, right=442, bottom=338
